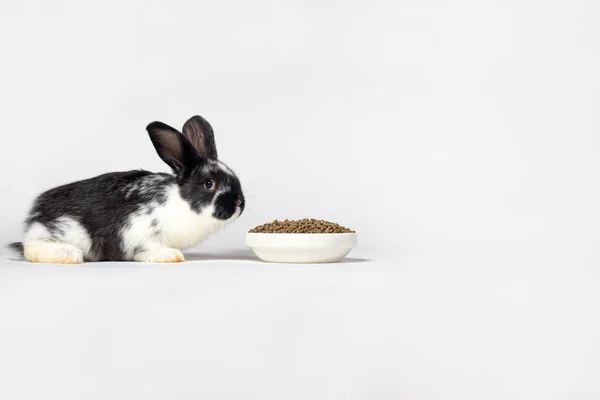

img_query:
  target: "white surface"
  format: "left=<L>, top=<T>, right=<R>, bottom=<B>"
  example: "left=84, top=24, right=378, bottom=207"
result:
left=246, top=232, right=357, bottom=263
left=1, top=248, right=599, bottom=400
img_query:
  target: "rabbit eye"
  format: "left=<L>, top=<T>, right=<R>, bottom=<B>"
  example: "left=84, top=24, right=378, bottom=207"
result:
left=204, top=179, right=214, bottom=189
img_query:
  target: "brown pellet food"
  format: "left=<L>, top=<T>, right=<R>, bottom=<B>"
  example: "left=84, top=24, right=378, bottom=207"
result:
left=249, top=218, right=355, bottom=234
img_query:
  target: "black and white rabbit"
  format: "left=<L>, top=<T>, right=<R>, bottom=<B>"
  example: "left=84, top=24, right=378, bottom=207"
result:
left=8, top=115, right=245, bottom=263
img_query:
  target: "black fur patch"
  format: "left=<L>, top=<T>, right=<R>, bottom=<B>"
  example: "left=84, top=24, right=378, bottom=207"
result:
left=179, top=163, right=245, bottom=218
left=24, top=170, right=173, bottom=261
left=8, top=242, right=24, bottom=258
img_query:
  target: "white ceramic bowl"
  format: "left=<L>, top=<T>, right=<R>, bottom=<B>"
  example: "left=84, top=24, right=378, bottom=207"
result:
left=246, top=232, right=357, bottom=263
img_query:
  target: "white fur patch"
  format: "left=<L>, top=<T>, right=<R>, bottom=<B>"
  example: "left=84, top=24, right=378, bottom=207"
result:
left=121, top=184, right=235, bottom=258
left=24, top=241, right=84, bottom=264
left=125, top=174, right=169, bottom=198
left=23, top=217, right=92, bottom=263
left=55, top=216, right=93, bottom=255
left=213, top=187, right=232, bottom=205
left=25, top=221, right=51, bottom=241
left=25, top=217, right=93, bottom=254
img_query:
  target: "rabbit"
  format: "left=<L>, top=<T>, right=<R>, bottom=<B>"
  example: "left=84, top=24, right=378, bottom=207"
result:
left=7, top=115, right=245, bottom=263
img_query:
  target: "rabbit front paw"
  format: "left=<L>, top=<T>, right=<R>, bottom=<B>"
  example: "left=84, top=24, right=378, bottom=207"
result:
left=135, top=248, right=185, bottom=263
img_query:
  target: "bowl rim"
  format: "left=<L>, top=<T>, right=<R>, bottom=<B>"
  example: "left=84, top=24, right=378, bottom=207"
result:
left=245, top=232, right=357, bottom=248
left=246, top=232, right=357, bottom=236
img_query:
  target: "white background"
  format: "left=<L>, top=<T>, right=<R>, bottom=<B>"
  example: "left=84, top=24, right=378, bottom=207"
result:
left=1, top=0, right=600, bottom=399
left=1, top=0, right=599, bottom=256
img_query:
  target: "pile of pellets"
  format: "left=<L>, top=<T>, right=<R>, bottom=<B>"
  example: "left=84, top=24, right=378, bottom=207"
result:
left=249, top=218, right=355, bottom=234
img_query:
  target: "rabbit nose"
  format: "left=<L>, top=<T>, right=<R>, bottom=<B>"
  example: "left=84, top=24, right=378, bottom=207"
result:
left=235, top=198, right=242, bottom=207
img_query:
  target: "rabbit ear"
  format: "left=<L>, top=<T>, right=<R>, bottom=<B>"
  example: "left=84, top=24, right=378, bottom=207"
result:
left=182, top=115, right=218, bottom=160
left=146, top=122, right=200, bottom=175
